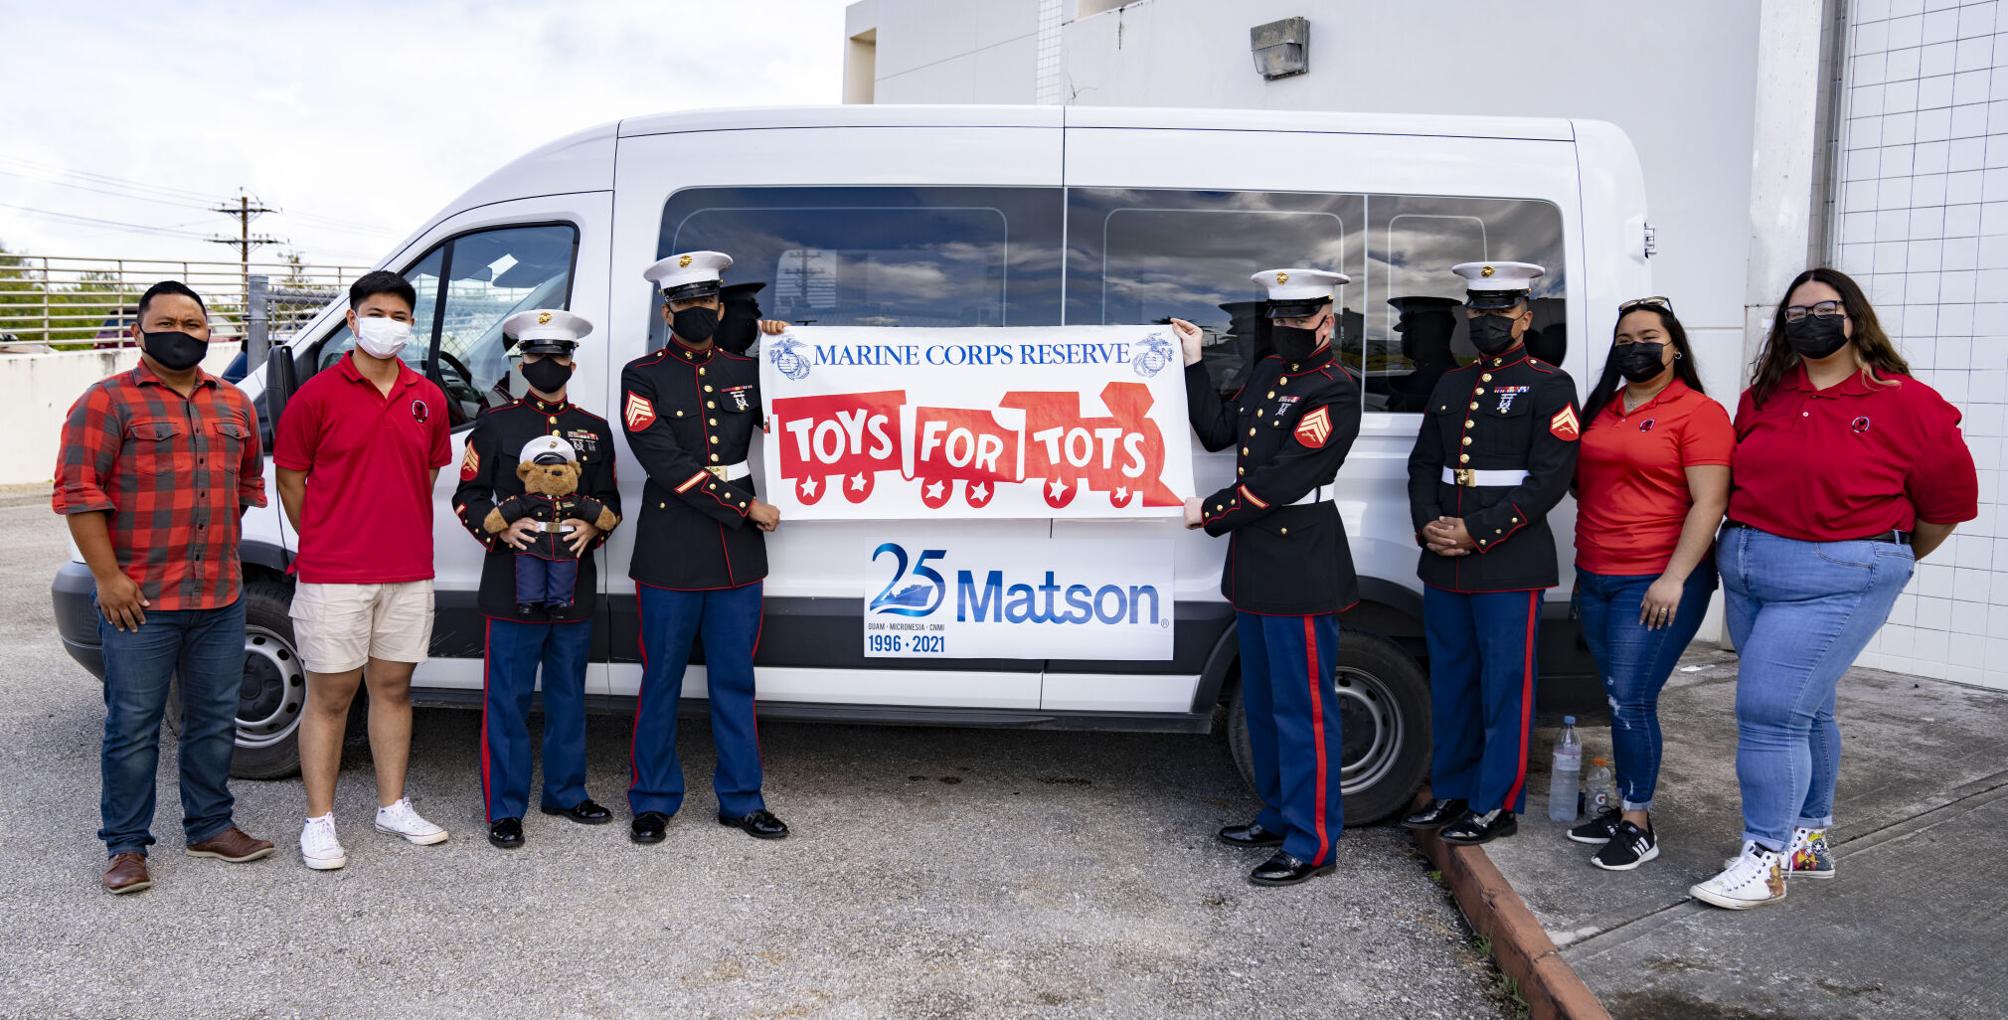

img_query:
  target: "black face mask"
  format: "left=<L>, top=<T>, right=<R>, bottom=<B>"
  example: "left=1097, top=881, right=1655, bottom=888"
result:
left=1271, top=320, right=1326, bottom=363
left=1613, top=342, right=1668, bottom=383
left=1783, top=315, right=1849, bottom=360
left=671, top=306, right=720, bottom=343
left=142, top=330, right=206, bottom=371
left=1467, top=314, right=1519, bottom=357
left=521, top=357, right=573, bottom=395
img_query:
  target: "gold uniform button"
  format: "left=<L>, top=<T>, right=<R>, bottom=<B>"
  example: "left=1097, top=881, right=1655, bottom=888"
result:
left=1495, top=528, right=1503, bottom=535
left=708, top=418, right=718, bottom=426
left=709, top=436, right=719, bottom=444
left=1279, top=527, right=1288, bottom=535
left=709, top=454, right=719, bottom=462
left=1473, top=388, right=1485, bottom=397
left=706, top=400, right=715, bottom=409
left=1267, top=391, right=1276, bottom=399
left=1237, top=467, right=1245, bottom=476
left=1465, top=419, right=1475, bottom=428
left=1460, top=454, right=1471, bottom=464
left=1469, top=402, right=1479, bottom=411
left=1481, top=373, right=1493, bottom=382
left=547, top=416, right=558, bottom=425
left=1256, top=408, right=1265, bottom=417
left=1241, top=447, right=1250, bottom=455
left=698, top=367, right=707, bottom=376
left=1290, top=363, right=1300, bottom=371
left=705, top=385, right=714, bottom=393
left=1249, top=428, right=1257, bottom=436
left=1462, top=436, right=1473, bottom=446
left=1215, top=504, right=1224, bottom=512
left=675, top=410, right=684, bottom=417
left=1511, top=516, right=1520, bottom=524
left=1279, top=378, right=1289, bottom=386
left=658, top=502, right=666, bottom=509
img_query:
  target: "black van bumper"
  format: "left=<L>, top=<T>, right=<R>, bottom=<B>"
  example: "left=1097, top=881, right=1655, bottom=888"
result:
left=52, top=561, right=105, bottom=680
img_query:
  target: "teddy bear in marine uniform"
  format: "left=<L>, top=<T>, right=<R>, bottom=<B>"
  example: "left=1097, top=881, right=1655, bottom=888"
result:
left=483, top=435, right=617, bottom=617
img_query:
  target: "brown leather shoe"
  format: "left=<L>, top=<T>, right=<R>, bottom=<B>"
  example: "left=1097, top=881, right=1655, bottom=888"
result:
left=103, top=852, right=151, bottom=895
left=185, top=826, right=275, bottom=863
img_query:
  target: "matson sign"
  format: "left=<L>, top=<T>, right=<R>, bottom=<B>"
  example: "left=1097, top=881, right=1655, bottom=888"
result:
left=759, top=326, right=1195, bottom=519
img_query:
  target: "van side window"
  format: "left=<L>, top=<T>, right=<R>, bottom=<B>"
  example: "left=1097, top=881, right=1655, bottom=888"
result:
left=1065, top=189, right=1367, bottom=399
left=653, top=186, right=1063, bottom=347
left=307, top=223, right=579, bottom=427
left=1367, top=195, right=1566, bottom=414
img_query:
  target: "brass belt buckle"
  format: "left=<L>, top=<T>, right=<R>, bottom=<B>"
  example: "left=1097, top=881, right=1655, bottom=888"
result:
left=1454, top=468, right=1476, bottom=487
left=706, top=465, right=730, bottom=480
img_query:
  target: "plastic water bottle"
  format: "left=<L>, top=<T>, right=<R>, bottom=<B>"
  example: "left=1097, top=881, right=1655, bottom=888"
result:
left=1585, top=757, right=1617, bottom=816
left=1547, top=716, right=1582, bottom=822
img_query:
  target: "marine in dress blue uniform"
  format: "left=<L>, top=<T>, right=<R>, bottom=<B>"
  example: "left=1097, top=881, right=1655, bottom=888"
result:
left=621, top=251, right=789, bottom=844
left=1179, top=267, right=1362, bottom=887
left=451, top=309, right=621, bottom=849
left=1400, top=262, right=1581, bottom=845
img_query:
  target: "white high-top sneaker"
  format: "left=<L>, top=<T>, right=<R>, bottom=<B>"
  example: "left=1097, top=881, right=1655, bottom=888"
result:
left=1691, top=841, right=1788, bottom=910
left=1785, top=826, right=1835, bottom=880
left=374, top=797, right=449, bottom=846
left=300, top=815, right=347, bottom=871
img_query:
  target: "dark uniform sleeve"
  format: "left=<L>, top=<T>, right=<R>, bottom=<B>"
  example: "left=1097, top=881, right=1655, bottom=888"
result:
left=583, top=419, right=621, bottom=547
left=621, top=361, right=752, bottom=528
left=1405, top=377, right=1449, bottom=541
left=492, top=494, right=532, bottom=526
left=1184, top=362, right=1239, bottom=452
left=451, top=419, right=503, bottom=549
left=1200, top=375, right=1361, bottom=536
left=1465, top=372, right=1581, bottom=554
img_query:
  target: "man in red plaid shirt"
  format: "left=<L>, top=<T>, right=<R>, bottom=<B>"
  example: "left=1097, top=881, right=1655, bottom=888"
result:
left=53, top=281, right=277, bottom=895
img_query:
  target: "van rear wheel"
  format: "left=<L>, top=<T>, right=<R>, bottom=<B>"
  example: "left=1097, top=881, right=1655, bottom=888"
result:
left=1227, top=628, right=1429, bottom=826
left=164, top=580, right=307, bottom=780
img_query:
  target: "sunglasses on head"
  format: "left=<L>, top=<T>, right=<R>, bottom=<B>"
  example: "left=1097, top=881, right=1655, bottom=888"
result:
left=1619, top=295, right=1674, bottom=314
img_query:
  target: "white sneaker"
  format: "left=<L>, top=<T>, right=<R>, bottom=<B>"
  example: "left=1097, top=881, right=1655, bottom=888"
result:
left=1785, top=826, right=1835, bottom=880
left=1691, top=841, right=1788, bottom=910
left=300, top=816, right=347, bottom=871
left=373, top=797, right=449, bottom=846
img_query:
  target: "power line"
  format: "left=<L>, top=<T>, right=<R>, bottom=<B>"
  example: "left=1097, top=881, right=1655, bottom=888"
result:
left=0, top=156, right=396, bottom=238
left=0, top=201, right=215, bottom=240
left=0, top=169, right=220, bottom=212
left=0, top=154, right=217, bottom=204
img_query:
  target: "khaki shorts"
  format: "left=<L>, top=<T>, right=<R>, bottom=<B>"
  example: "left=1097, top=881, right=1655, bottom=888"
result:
left=290, top=580, right=436, bottom=673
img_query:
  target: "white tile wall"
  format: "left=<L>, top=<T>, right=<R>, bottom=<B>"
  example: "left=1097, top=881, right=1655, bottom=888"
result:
left=1841, top=0, right=2008, bottom=690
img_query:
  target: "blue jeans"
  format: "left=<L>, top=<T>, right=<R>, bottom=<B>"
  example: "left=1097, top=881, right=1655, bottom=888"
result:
left=1719, top=527, right=1913, bottom=850
left=97, top=598, right=246, bottom=857
left=1574, top=564, right=1717, bottom=811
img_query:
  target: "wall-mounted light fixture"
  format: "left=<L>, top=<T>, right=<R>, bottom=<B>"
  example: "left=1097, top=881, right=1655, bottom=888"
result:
left=1250, top=17, right=1310, bottom=81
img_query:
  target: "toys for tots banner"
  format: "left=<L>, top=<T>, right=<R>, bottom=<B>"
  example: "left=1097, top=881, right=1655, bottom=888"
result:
left=760, top=326, right=1195, bottom=519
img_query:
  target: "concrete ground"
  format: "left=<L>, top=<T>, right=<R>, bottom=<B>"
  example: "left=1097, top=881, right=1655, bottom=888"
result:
left=0, top=492, right=1504, bottom=1020
left=1497, top=645, right=2008, bottom=1019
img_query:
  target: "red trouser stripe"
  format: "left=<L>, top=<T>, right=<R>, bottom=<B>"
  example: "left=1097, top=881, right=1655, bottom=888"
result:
left=479, top=618, right=493, bottom=823
left=628, top=583, right=649, bottom=793
left=1502, top=590, right=1538, bottom=810
left=1304, top=616, right=1331, bottom=867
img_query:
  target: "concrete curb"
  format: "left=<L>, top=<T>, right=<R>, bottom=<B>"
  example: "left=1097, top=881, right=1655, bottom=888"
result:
left=1410, top=824, right=1611, bottom=1020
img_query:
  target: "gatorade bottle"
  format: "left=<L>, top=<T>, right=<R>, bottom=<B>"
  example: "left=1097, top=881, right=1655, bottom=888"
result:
left=1585, top=757, right=1617, bottom=816
left=1547, top=716, right=1583, bottom=822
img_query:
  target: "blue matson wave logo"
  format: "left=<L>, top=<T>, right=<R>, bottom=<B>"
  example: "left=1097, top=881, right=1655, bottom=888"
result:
left=868, top=543, right=1162, bottom=626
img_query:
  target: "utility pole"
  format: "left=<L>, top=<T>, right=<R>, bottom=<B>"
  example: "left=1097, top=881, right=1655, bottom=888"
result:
left=209, top=190, right=282, bottom=319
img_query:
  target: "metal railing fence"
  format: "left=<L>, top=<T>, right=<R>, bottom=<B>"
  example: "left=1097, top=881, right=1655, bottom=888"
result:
left=0, top=253, right=371, bottom=349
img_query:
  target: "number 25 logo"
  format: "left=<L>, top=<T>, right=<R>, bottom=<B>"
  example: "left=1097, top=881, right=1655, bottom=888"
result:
left=869, top=543, right=947, bottom=617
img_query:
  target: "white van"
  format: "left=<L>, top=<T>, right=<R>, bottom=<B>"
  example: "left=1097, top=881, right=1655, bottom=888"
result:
left=53, top=105, right=1651, bottom=824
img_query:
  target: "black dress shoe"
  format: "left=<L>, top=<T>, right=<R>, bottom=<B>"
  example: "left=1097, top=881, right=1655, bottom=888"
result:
left=1439, top=809, right=1518, bottom=845
left=541, top=798, right=613, bottom=825
left=487, top=817, right=524, bottom=850
left=717, top=809, right=788, bottom=840
left=630, top=811, right=669, bottom=845
left=1400, top=797, right=1469, bottom=830
left=1248, top=850, right=1335, bottom=886
left=1217, top=821, right=1286, bottom=849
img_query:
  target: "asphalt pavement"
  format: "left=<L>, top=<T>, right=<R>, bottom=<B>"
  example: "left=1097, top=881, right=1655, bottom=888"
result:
left=0, top=491, right=1505, bottom=1020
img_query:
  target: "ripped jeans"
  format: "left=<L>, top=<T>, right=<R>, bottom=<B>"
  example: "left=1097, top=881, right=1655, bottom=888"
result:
left=1574, top=563, right=1717, bottom=812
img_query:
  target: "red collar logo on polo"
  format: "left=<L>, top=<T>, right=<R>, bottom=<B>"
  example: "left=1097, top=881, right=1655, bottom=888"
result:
left=1851, top=415, right=1871, bottom=434
left=411, top=399, right=429, bottom=424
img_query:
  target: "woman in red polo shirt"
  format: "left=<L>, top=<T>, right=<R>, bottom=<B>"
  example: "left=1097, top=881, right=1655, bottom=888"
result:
left=1690, top=268, right=1977, bottom=911
left=1567, top=298, right=1732, bottom=871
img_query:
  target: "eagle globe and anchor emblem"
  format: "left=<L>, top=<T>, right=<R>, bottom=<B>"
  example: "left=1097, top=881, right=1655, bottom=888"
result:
left=767, top=336, right=811, bottom=381
left=1131, top=332, right=1176, bottom=378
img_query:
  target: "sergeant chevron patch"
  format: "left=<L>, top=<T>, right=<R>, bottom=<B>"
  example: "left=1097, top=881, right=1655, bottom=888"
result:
left=458, top=443, right=480, bottom=482
left=1294, top=405, right=1332, bottom=448
left=623, top=391, right=656, bottom=431
left=1549, top=405, right=1580, bottom=441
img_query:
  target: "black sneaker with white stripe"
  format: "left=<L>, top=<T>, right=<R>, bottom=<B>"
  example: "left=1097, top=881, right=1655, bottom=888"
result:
left=1567, top=807, right=1622, bottom=845
left=1591, top=820, right=1658, bottom=871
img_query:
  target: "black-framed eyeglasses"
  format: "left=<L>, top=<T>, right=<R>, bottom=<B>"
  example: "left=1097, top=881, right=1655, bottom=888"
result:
left=1783, top=300, right=1845, bottom=323
left=1619, top=295, right=1673, bottom=314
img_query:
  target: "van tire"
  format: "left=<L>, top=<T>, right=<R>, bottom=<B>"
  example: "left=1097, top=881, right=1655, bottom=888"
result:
left=163, top=580, right=308, bottom=780
left=1227, top=627, right=1430, bottom=826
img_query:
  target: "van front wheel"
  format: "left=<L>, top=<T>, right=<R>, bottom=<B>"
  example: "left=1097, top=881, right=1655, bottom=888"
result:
left=1227, top=628, right=1430, bottom=826
left=164, top=580, right=307, bottom=780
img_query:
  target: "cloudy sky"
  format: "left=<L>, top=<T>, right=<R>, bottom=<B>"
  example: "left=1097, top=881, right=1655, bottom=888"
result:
left=0, top=1, right=845, bottom=267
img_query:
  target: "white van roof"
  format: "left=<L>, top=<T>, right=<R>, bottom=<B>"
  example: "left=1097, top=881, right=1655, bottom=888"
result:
left=615, top=104, right=1577, bottom=141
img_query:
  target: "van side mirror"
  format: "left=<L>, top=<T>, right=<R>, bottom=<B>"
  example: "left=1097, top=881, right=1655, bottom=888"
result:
left=263, top=346, right=298, bottom=449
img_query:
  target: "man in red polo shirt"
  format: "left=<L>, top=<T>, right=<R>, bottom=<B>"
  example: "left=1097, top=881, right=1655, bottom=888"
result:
left=274, top=270, right=453, bottom=870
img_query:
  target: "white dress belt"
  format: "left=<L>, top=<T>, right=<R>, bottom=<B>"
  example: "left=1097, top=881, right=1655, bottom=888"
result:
left=1442, top=467, right=1531, bottom=487
left=706, top=461, right=752, bottom=481
left=1288, top=485, right=1332, bottom=506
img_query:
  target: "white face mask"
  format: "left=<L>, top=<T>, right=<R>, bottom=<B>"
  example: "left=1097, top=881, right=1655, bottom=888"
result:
left=354, top=316, right=413, bottom=359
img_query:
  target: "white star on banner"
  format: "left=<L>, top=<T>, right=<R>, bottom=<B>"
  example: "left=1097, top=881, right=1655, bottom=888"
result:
left=800, top=476, right=819, bottom=497
left=1048, top=478, right=1069, bottom=498
left=851, top=473, right=868, bottom=492
left=925, top=480, right=946, bottom=501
